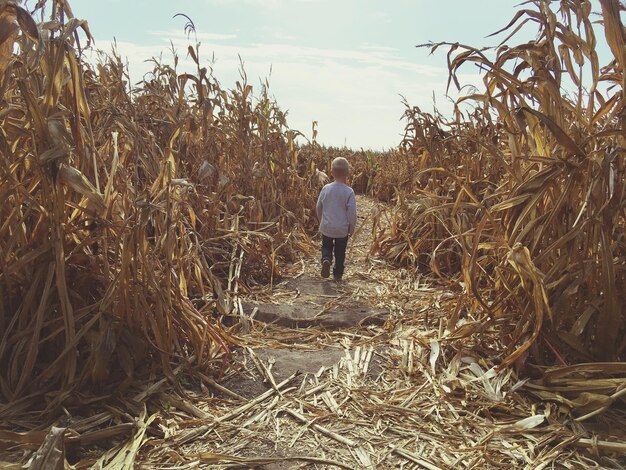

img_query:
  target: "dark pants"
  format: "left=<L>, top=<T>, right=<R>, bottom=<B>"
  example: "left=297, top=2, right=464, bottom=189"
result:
left=321, top=235, right=349, bottom=277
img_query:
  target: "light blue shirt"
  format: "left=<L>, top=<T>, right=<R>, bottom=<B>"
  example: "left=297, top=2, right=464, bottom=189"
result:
left=316, top=182, right=357, bottom=238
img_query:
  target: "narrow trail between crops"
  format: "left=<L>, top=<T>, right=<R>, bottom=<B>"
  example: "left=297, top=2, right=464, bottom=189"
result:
left=143, top=196, right=603, bottom=469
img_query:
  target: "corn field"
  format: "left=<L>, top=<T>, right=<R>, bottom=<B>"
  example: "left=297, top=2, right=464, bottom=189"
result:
left=371, top=0, right=625, bottom=368
left=0, top=0, right=318, bottom=425
left=1, top=0, right=626, bottom=466
left=300, top=144, right=404, bottom=200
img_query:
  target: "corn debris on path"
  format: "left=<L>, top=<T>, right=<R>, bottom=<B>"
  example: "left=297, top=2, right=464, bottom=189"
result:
left=127, top=196, right=625, bottom=469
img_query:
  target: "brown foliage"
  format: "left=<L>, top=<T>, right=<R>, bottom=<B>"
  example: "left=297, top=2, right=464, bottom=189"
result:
left=300, top=144, right=405, bottom=200
left=0, top=0, right=316, bottom=424
left=370, top=0, right=626, bottom=367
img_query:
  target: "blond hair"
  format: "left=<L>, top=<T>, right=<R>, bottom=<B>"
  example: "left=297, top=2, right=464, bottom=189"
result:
left=331, top=157, right=350, bottom=175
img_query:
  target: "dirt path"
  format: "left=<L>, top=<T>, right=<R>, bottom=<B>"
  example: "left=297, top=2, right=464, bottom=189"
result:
left=140, top=196, right=612, bottom=469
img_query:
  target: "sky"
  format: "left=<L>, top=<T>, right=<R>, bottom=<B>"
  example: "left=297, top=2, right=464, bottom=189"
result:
left=37, top=0, right=613, bottom=149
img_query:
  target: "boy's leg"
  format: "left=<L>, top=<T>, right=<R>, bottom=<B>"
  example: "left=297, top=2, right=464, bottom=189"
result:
left=333, top=236, right=349, bottom=279
left=321, top=235, right=333, bottom=278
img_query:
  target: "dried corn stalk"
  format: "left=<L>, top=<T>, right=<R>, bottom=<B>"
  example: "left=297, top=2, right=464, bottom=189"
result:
left=371, top=0, right=625, bottom=368
left=0, top=0, right=317, bottom=426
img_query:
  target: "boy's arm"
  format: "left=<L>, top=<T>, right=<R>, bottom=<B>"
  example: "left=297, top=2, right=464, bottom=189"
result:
left=347, top=191, right=357, bottom=236
left=316, top=191, right=323, bottom=222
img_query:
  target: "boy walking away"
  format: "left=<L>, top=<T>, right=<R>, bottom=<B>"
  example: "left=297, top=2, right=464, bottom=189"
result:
left=316, top=157, right=357, bottom=281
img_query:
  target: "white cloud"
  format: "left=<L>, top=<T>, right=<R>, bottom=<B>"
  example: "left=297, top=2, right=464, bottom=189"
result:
left=88, top=31, right=464, bottom=149
left=151, top=31, right=237, bottom=42
left=204, top=0, right=319, bottom=7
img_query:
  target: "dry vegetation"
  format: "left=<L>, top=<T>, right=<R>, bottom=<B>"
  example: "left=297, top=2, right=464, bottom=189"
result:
left=300, top=144, right=404, bottom=201
left=369, top=1, right=626, bottom=373
left=1, top=0, right=626, bottom=467
left=0, top=0, right=318, bottom=427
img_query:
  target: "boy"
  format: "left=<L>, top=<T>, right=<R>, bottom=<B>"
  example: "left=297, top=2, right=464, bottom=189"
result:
left=316, top=157, right=357, bottom=280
